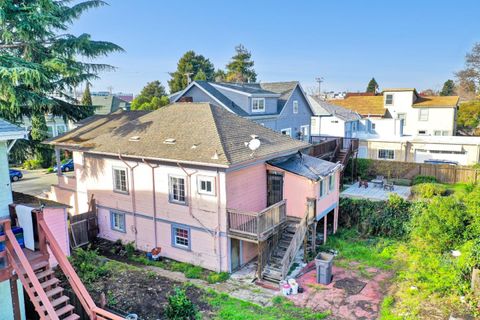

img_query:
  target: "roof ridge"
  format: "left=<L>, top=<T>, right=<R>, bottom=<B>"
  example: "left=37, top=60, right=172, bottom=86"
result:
left=207, top=104, right=232, bottom=165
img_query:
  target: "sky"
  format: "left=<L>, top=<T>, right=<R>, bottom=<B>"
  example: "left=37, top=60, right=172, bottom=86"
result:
left=70, top=0, right=480, bottom=95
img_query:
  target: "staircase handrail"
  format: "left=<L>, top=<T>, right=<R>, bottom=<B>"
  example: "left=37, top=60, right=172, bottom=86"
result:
left=36, top=212, right=124, bottom=320
left=280, top=215, right=308, bottom=279
left=1, top=219, right=59, bottom=320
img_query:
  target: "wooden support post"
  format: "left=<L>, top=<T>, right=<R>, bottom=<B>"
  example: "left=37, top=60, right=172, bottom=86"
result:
left=334, top=206, right=339, bottom=233
left=34, top=210, right=48, bottom=256
left=10, top=277, right=21, bottom=320
left=311, top=222, right=317, bottom=256
left=256, top=242, right=262, bottom=279
left=323, top=214, right=327, bottom=244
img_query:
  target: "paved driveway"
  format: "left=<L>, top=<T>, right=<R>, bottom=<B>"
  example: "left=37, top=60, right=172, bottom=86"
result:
left=11, top=169, right=58, bottom=197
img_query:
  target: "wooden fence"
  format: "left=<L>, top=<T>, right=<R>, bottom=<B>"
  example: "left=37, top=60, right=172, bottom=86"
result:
left=358, top=159, right=479, bottom=184
left=70, top=210, right=99, bottom=248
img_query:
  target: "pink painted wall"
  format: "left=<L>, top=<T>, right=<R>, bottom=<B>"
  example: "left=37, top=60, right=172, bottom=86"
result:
left=43, top=207, right=70, bottom=266
left=225, top=163, right=267, bottom=212
left=314, top=170, right=341, bottom=217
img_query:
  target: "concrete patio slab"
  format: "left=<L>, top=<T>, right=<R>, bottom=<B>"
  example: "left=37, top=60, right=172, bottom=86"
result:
left=341, top=183, right=411, bottom=201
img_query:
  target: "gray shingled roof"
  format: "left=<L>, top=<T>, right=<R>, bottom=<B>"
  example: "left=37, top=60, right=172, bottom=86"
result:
left=194, top=81, right=249, bottom=116
left=308, top=95, right=361, bottom=121
left=92, top=95, right=131, bottom=115
left=0, top=118, right=25, bottom=139
left=46, top=103, right=309, bottom=167
left=268, top=152, right=340, bottom=181
left=213, top=82, right=278, bottom=95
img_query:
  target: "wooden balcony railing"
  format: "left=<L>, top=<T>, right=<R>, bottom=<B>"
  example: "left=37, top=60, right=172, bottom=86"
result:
left=227, top=200, right=287, bottom=242
left=307, top=136, right=359, bottom=159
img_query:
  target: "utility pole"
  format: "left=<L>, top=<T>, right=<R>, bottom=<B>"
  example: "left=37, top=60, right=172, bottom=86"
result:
left=315, top=77, right=324, bottom=97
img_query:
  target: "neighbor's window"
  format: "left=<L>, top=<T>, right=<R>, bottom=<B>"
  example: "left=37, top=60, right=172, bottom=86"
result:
left=378, top=149, right=395, bottom=160
left=252, top=98, right=265, bottom=112
left=397, top=113, right=406, bottom=126
left=113, top=167, right=128, bottom=193
left=170, top=176, right=186, bottom=204
left=371, top=123, right=376, bottom=130
left=281, top=128, right=292, bottom=137
left=56, top=124, right=67, bottom=135
left=47, top=125, right=54, bottom=137
left=319, top=180, right=325, bottom=197
left=293, top=100, right=299, bottom=114
left=197, top=176, right=215, bottom=195
left=385, top=94, right=394, bottom=106
left=172, top=225, right=190, bottom=249
left=329, top=175, right=335, bottom=191
left=418, top=108, right=429, bottom=121
left=110, top=211, right=126, bottom=233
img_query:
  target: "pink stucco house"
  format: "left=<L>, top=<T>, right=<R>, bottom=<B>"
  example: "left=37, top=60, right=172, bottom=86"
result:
left=46, top=102, right=342, bottom=282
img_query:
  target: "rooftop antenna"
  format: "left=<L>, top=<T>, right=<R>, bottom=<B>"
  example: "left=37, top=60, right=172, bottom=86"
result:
left=184, top=72, right=194, bottom=85
left=315, top=77, right=324, bottom=97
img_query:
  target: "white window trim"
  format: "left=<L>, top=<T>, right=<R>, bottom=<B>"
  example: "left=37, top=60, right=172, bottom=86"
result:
left=197, top=175, right=216, bottom=196
left=281, top=128, right=292, bottom=137
left=112, top=166, right=129, bottom=194
left=110, top=210, right=126, bottom=233
left=251, top=98, right=266, bottom=113
left=377, top=149, right=395, bottom=160
left=169, top=175, right=187, bottom=205
left=56, top=124, right=67, bottom=135
left=293, top=100, right=299, bottom=114
left=385, top=94, right=394, bottom=106
left=418, top=108, right=429, bottom=121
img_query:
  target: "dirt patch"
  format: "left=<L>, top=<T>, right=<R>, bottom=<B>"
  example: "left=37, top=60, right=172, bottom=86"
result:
left=333, top=278, right=367, bottom=295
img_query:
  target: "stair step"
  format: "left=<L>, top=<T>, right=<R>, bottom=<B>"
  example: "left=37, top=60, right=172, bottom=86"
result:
left=55, top=304, right=74, bottom=317
left=45, top=286, right=64, bottom=299
left=34, top=269, right=55, bottom=281
left=63, top=314, right=80, bottom=320
left=40, top=295, right=70, bottom=311
left=41, top=278, right=60, bottom=289
left=21, top=260, right=49, bottom=274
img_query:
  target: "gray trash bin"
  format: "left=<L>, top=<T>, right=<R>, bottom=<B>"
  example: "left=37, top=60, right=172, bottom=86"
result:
left=315, top=252, right=334, bottom=285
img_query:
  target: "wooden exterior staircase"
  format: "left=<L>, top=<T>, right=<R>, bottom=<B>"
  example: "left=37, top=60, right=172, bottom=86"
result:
left=1, top=210, right=124, bottom=320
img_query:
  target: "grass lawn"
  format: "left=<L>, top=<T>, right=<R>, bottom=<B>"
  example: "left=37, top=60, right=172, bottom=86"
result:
left=318, top=229, right=398, bottom=271
left=206, top=291, right=329, bottom=320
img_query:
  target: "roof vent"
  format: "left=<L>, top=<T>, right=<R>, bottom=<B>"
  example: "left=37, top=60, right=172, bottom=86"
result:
left=129, top=136, right=141, bottom=142
left=164, top=138, right=176, bottom=145
left=211, top=150, right=219, bottom=160
left=191, top=144, right=198, bottom=149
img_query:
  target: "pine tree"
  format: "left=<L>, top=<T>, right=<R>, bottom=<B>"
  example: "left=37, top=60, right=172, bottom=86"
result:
left=168, top=51, right=215, bottom=93
left=440, top=79, right=456, bottom=96
left=131, top=81, right=169, bottom=111
left=225, top=44, right=257, bottom=83
left=0, top=0, right=122, bottom=166
left=366, top=78, right=379, bottom=93
left=194, top=69, right=207, bottom=81
left=81, top=83, right=93, bottom=106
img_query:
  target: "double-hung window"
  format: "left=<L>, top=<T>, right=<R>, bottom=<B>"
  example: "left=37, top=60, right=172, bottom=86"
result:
left=170, top=176, right=186, bottom=204
left=197, top=176, right=215, bottom=195
left=418, top=108, right=429, bottom=121
left=113, top=167, right=128, bottom=193
left=252, top=98, right=265, bottom=112
left=385, top=94, right=394, bottom=106
left=110, top=211, right=126, bottom=233
left=293, top=100, right=299, bottom=114
left=319, top=180, right=325, bottom=197
left=172, top=225, right=190, bottom=250
left=378, top=149, right=395, bottom=160
left=329, top=175, right=335, bottom=192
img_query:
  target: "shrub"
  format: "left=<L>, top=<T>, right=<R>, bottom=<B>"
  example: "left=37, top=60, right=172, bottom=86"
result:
left=164, top=287, right=198, bottom=320
left=206, top=272, right=230, bottom=284
left=413, top=175, right=437, bottom=185
left=22, top=159, right=42, bottom=170
left=184, top=266, right=203, bottom=279
left=46, top=167, right=54, bottom=173
left=411, top=183, right=447, bottom=198
left=70, top=248, right=109, bottom=284
left=124, top=241, right=135, bottom=258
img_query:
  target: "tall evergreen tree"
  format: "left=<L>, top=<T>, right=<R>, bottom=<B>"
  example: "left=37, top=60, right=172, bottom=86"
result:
left=81, top=83, right=93, bottom=106
left=168, top=51, right=215, bottom=93
left=131, top=81, right=169, bottom=111
left=226, top=44, right=257, bottom=83
left=193, top=69, right=207, bottom=81
left=366, top=78, right=379, bottom=93
left=0, top=0, right=122, bottom=166
left=440, top=79, right=456, bottom=96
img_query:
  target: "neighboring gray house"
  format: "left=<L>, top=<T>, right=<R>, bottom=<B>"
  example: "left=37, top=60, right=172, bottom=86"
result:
left=171, top=81, right=314, bottom=141
left=308, top=95, right=361, bottom=139
left=91, top=94, right=131, bottom=115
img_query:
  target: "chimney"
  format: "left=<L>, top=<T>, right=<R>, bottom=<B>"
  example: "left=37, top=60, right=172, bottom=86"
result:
left=178, top=96, right=193, bottom=103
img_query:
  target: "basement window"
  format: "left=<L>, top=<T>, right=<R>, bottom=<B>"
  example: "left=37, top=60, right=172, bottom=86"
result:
left=110, top=211, right=126, bottom=233
left=172, top=225, right=190, bottom=250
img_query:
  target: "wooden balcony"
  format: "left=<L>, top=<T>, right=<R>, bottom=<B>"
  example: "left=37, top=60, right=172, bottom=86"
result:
left=227, top=200, right=287, bottom=243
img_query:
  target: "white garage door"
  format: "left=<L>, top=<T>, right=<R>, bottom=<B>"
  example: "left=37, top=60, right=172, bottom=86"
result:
left=414, top=149, right=468, bottom=165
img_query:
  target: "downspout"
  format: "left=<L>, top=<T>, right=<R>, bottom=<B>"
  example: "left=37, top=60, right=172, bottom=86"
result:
left=216, top=168, right=223, bottom=272
left=119, top=154, right=140, bottom=248
left=143, top=159, right=159, bottom=248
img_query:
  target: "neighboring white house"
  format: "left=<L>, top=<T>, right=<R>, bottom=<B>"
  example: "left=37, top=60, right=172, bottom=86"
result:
left=308, top=95, right=361, bottom=139
left=22, top=115, right=72, bottom=138
left=330, top=88, right=459, bottom=137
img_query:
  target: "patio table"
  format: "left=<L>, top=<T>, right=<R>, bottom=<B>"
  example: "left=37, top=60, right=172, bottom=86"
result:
left=371, top=179, right=384, bottom=188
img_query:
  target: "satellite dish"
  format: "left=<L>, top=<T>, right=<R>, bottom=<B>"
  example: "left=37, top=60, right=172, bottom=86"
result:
left=245, top=135, right=261, bottom=156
